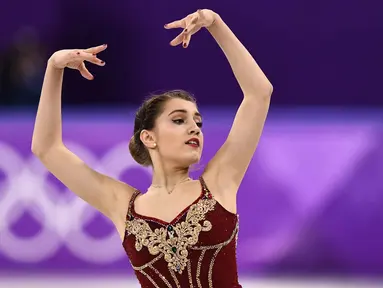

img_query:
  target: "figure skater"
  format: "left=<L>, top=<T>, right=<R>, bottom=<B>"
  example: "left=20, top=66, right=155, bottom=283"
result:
left=32, top=9, right=273, bottom=288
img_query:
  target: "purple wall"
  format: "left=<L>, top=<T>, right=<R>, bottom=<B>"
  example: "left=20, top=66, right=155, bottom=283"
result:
left=0, top=109, right=382, bottom=277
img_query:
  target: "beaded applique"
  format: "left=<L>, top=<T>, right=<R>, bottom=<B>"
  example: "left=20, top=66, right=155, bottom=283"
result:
left=125, top=190, right=216, bottom=274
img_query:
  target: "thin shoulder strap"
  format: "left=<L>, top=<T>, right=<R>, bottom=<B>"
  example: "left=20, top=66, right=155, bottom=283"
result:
left=199, top=176, right=213, bottom=199
left=126, top=190, right=140, bottom=221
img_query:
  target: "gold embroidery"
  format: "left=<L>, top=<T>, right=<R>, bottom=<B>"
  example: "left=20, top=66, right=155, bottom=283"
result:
left=196, top=250, right=205, bottom=288
left=208, top=246, right=222, bottom=287
left=191, top=222, right=238, bottom=251
left=139, top=270, right=160, bottom=288
left=169, top=267, right=181, bottom=288
left=187, top=260, right=194, bottom=288
left=149, top=264, right=172, bottom=288
left=126, top=197, right=216, bottom=273
left=130, top=219, right=239, bottom=287
left=131, top=254, right=163, bottom=271
left=192, top=223, right=239, bottom=288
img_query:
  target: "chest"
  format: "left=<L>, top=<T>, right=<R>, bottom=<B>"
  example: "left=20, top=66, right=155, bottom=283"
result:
left=133, top=190, right=204, bottom=224
left=124, top=198, right=239, bottom=274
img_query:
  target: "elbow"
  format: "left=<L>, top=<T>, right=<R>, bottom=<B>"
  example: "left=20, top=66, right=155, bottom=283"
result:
left=244, top=83, right=273, bottom=102
left=31, top=143, right=46, bottom=158
left=31, top=135, right=44, bottom=157
left=263, top=82, right=273, bottom=97
left=261, top=85, right=273, bottom=101
left=31, top=141, right=58, bottom=159
left=31, top=133, right=62, bottom=158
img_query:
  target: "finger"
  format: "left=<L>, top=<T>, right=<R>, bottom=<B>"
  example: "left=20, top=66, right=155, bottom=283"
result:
left=182, top=15, right=199, bottom=48
left=164, top=19, right=186, bottom=29
left=84, top=44, right=107, bottom=55
left=75, top=50, right=105, bottom=66
left=184, top=21, right=198, bottom=36
left=85, top=55, right=105, bottom=66
left=78, top=63, right=94, bottom=80
left=170, top=30, right=186, bottom=46
left=182, top=33, right=192, bottom=48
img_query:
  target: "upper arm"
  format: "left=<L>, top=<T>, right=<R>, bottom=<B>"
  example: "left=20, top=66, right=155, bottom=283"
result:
left=36, top=144, right=135, bottom=222
left=203, top=93, right=271, bottom=195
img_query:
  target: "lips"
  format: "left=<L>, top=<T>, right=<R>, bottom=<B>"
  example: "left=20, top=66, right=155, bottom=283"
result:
left=185, top=138, right=200, bottom=147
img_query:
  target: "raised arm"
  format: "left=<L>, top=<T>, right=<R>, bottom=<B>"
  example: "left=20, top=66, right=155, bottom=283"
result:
left=165, top=10, right=273, bottom=203
left=31, top=45, right=135, bottom=235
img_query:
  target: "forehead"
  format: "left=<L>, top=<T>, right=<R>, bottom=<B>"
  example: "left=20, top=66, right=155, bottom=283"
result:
left=162, top=98, right=199, bottom=114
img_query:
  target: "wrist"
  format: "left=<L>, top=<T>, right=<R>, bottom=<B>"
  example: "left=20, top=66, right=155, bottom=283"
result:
left=47, top=56, right=63, bottom=71
left=207, top=13, right=221, bottom=31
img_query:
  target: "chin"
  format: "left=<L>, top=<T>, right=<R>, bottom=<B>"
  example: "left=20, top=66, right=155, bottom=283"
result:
left=177, top=154, right=201, bottom=167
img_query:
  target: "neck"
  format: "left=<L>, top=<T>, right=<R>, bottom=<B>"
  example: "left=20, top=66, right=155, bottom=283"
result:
left=151, top=162, right=190, bottom=192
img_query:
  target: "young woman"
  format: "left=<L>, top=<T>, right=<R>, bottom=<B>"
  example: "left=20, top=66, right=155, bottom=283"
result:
left=32, top=8, right=272, bottom=288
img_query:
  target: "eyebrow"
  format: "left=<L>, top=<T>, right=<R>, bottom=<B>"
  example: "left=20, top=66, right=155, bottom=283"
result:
left=168, top=109, right=202, bottom=119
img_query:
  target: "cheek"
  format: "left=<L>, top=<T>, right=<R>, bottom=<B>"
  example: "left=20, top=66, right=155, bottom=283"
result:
left=158, top=127, right=182, bottom=147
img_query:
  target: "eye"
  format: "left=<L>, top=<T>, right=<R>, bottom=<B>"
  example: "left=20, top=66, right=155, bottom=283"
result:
left=196, top=122, right=203, bottom=128
left=172, top=119, right=185, bottom=125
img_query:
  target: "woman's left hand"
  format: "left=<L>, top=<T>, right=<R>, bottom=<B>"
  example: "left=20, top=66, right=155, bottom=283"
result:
left=164, top=9, right=218, bottom=48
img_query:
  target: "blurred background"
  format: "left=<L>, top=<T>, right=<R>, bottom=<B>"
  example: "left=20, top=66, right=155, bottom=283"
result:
left=1, top=0, right=383, bottom=287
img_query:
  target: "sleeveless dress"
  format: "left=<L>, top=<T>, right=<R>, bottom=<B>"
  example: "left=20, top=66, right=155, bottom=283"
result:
left=122, top=177, right=242, bottom=288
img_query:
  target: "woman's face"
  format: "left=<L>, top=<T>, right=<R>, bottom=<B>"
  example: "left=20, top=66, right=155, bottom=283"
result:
left=152, top=98, right=204, bottom=167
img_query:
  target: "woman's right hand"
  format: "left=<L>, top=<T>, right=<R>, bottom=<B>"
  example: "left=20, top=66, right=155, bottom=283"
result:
left=48, top=44, right=107, bottom=80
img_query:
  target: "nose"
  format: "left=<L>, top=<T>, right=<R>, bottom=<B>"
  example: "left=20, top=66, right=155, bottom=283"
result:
left=188, top=128, right=200, bottom=135
left=188, top=123, right=201, bottom=135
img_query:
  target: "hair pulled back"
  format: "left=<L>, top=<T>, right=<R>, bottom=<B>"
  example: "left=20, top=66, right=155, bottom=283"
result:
left=129, top=90, right=196, bottom=166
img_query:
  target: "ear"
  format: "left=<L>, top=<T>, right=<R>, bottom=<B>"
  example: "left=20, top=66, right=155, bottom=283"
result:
left=140, top=129, right=157, bottom=149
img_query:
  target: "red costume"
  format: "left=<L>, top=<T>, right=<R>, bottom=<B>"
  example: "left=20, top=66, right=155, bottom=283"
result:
left=123, top=177, right=242, bottom=288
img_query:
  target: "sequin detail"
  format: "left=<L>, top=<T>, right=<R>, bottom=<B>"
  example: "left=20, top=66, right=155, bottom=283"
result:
left=149, top=264, right=172, bottom=288
left=187, top=260, right=194, bottom=288
left=192, top=222, right=239, bottom=288
left=170, top=268, right=181, bottom=288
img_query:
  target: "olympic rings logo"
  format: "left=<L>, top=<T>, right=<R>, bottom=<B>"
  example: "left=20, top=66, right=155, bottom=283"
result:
left=0, top=141, right=152, bottom=264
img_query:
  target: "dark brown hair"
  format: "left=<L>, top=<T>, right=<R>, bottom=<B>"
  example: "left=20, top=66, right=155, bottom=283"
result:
left=129, top=90, right=197, bottom=166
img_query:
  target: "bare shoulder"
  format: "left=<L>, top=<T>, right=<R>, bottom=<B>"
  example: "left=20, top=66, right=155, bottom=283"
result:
left=106, top=177, right=137, bottom=226
left=201, top=166, right=238, bottom=214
